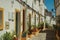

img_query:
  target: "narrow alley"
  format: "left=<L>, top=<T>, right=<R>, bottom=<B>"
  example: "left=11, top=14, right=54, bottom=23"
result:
left=0, top=0, right=60, bottom=40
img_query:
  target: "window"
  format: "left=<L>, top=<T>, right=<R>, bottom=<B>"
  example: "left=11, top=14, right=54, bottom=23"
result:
left=0, top=8, right=4, bottom=30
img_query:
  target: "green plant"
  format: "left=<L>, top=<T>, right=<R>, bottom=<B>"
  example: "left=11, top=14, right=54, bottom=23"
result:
left=0, top=36, right=2, bottom=40
left=22, top=31, right=29, bottom=37
left=31, top=25, right=36, bottom=28
left=2, top=32, right=13, bottom=40
left=37, top=23, right=41, bottom=28
left=45, top=23, right=49, bottom=28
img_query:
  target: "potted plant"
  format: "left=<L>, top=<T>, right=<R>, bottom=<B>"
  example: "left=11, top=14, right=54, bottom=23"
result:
left=2, top=31, right=18, bottom=40
left=37, top=23, right=41, bottom=30
left=22, top=31, right=29, bottom=39
left=30, top=25, right=39, bottom=35
left=37, top=22, right=44, bottom=30
left=28, top=30, right=33, bottom=38
left=2, top=32, right=13, bottom=40
left=0, top=36, right=2, bottom=40
left=45, top=23, right=49, bottom=28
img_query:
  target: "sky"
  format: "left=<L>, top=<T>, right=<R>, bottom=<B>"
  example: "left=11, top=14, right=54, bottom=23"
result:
left=44, top=0, right=55, bottom=16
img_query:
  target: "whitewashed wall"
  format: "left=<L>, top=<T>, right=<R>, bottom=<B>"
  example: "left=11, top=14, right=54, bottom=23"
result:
left=36, top=14, right=39, bottom=27
left=22, top=0, right=45, bottom=23
left=0, top=0, right=46, bottom=36
left=46, top=16, right=51, bottom=24
left=0, top=0, right=23, bottom=36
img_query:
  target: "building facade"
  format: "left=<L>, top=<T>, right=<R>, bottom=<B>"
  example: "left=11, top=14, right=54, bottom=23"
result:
left=0, top=0, right=46, bottom=40
left=54, top=0, right=60, bottom=26
left=45, top=9, right=52, bottom=25
left=54, top=0, right=60, bottom=40
left=54, top=0, right=60, bottom=19
left=44, top=9, right=56, bottom=28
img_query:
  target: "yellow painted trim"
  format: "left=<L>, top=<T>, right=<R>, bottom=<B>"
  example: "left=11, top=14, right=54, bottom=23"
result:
left=15, top=9, right=20, bottom=12
left=0, top=8, right=4, bottom=30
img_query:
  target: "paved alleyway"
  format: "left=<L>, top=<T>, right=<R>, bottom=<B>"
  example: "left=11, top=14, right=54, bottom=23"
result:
left=28, top=30, right=57, bottom=40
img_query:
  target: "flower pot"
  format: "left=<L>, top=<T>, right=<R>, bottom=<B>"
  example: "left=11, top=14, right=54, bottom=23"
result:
left=31, top=28, right=39, bottom=35
left=32, top=28, right=38, bottom=32
left=28, top=34, right=32, bottom=38
left=21, top=37, right=26, bottom=40
left=13, top=37, right=18, bottom=40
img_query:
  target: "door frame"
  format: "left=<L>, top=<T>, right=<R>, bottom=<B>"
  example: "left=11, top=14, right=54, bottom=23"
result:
left=0, top=8, right=4, bottom=30
left=15, top=9, right=21, bottom=37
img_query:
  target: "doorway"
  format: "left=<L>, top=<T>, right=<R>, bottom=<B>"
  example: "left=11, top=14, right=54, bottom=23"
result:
left=15, top=10, right=21, bottom=38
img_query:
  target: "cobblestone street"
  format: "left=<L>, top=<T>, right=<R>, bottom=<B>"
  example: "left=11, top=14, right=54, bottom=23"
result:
left=28, top=30, right=57, bottom=40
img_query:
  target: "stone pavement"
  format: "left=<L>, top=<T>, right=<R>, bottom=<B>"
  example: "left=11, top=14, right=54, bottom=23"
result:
left=28, top=30, right=57, bottom=40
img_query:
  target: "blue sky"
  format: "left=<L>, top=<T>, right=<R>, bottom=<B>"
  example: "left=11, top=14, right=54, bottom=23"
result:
left=44, top=0, right=54, bottom=11
left=44, top=0, right=55, bottom=16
